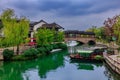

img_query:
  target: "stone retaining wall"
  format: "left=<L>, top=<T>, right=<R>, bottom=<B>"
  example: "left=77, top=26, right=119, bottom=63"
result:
left=0, top=45, right=34, bottom=60
left=104, top=54, right=120, bottom=75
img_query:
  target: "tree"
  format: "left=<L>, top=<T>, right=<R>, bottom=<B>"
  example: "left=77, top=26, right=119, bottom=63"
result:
left=55, top=31, right=64, bottom=42
left=104, top=15, right=120, bottom=43
left=35, top=28, right=64, bottom=47
left=0, top=8, right=29, bottom=54
left=113, top=15, right=120, bottom=43
left=35, top=28, right=54, bottom=46
left=86, top=26, right=105, bottom=40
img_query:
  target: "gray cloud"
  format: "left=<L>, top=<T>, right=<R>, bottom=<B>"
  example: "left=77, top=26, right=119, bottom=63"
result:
left=0, top=0, right=120, bottom=30
left=6, top=0, right=120, bottom=16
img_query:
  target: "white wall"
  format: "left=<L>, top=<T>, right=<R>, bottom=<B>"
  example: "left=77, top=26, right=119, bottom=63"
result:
left=33, top=22, right=46, bottom=31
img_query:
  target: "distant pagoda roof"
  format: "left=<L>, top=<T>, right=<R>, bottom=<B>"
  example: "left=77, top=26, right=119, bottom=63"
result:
left=64, top=30, right=95, bottom=35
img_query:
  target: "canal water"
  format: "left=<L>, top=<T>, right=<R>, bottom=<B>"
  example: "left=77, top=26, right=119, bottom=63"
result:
left=0, top=50, right=120, bottom=80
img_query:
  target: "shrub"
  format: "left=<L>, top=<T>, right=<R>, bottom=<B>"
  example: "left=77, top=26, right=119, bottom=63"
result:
left=12, top=55, right=26, bottom=60
left=3, top=49, right=14, bottom=60
left=44, top=45, right=53, bottom=51
left=57, top=43, right=67, bottom=50
left=23, top=48, right=39, bottom=58
left=52, top=44, right=58, bottom=49
left=94, top=55, right=103, bottom=60
left=37, top=47, right=46, bottom=54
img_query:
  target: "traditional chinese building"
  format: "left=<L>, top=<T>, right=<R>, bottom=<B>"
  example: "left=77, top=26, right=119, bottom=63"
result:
left=29, top=20, right=64, bottom=44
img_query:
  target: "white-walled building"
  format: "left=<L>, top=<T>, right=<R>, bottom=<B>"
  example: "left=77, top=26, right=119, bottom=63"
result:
left=29, top=20, right=64, bottom=42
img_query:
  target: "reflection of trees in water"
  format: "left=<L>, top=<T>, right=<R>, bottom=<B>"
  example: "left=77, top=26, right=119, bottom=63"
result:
left=38, top=51, right=65, bottom=78
left=70, top=60, right=103, bottom=71
left=77, top=63, right=103, bottom=70
left=0, top=61, right=25, bottom=80
left=77, top=63, right=94, bottom=70
left=0, top=50, right=68, bottom=80
left=104, top=62, right=120, bottom=80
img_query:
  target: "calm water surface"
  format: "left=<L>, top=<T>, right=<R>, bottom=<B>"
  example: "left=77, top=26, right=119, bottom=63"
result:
left=0, top=50, right=120, bottom=80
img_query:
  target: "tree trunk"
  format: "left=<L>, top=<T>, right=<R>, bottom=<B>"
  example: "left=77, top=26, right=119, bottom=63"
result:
left=16, top=45, right=19, bottom=55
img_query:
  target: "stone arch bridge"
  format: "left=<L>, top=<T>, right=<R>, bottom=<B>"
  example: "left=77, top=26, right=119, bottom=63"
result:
left=64, top=30, right=96, bottom=44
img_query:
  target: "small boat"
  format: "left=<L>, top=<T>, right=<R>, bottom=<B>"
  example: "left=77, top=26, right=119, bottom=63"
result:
left=70, top=49, right=103, bottom=61
left=70, top=53, right=103, bottom=61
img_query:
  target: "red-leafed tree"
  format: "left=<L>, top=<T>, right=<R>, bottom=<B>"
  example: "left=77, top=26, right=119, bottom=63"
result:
left=104, top=15, right=120, bottom=43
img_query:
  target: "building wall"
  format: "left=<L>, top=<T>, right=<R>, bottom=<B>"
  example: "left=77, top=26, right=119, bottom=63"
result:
left=33, top=22, right=46, bottom=31
left=30, top=21, right=46, bottom=42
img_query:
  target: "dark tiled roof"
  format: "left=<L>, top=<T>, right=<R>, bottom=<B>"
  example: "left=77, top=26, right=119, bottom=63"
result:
left=64, top=30, right=95, bottom=35
left=41, top=22, right=64, bottom=29
left=30, top=20, right=47, bottom=27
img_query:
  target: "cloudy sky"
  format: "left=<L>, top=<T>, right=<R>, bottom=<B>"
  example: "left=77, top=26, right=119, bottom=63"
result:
left=0, top=0, right=120, bottom=30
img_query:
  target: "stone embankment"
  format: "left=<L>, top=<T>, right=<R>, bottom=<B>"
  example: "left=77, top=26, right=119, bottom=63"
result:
left=0, top=45, right=34, bottom=60
left=104, top=54, right=120, bottom=75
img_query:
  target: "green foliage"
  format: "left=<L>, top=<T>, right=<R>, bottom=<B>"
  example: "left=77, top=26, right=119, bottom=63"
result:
left=11, top=55, right=25, bottom=60
left=55, top=31, right=64, bottom=42
left=0, top=9, right=29, bottom=53
left=113, top=16, right=120, bottom=43
left=86, top=26, right=106, bottom=41
left=37, top=45, right=53, bottom=55
left=37, top=47, right=46, bottom=54
left=23, top=48, right=39, bottom=58
left=35, top=28, right=64, bottom=47
left=45, top=45, right=53, bottom=51
left=37, top=43, right=67, bottom=55
left=94, top=55, right=103, bottom=60
left=0, top=8, right=15, bottom=20
left=52, top=44, right=59, bottom=49
left=35, top=28, right=54, bottom=46
left=2, top=49, right=14, bottom=60
left=56, top=43, right=67, bottom=50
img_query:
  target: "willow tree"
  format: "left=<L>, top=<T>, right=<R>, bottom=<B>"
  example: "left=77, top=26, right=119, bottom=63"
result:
left=0, top=9, right=29, bottom=54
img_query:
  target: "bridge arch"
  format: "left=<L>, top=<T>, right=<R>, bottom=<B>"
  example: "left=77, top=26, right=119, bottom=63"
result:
left=64, top=30, right=96, bottom=44
left=87, top=40, right=96, bottom=45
